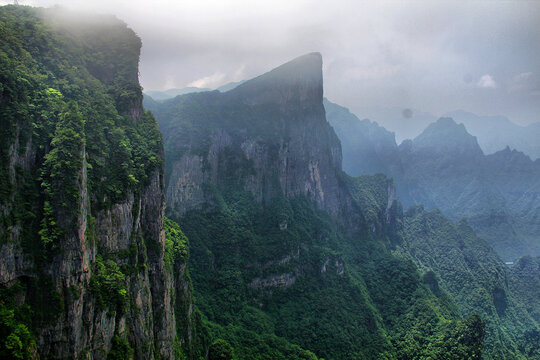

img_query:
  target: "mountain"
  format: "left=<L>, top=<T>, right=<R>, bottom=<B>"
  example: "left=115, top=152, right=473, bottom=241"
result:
left=399, top=207, right=539, bottom=359
left=146, top=52, right=540, bottom=359
left=328, top=103, right=540, bottom=261
left=349, top=106, right=439, bottom=143
left=216, top=80, right=246, bottom=92
left=400, top=119, right=540, bottom=261
left=510, top=256, right=540, bottom=326
left=346, top=107, right=540, bottom=160
left=0, top=6, right=203, bottom=359
left=444, top=110, right=540, bottom=160
left=324, top=99, right=402, bottom=177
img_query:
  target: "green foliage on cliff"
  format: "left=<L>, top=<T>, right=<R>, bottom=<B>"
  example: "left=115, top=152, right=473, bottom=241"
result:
left=39, top=101, right=85, bottom=252
left=165, top=217, right=189, bottom=271
left=90, top=255, right=128, bottom=314
left=0, top=6, right=165, bottom=358
left=0, top=285, right=36, bottom=360
left=0, top=5, right=163, bottom=249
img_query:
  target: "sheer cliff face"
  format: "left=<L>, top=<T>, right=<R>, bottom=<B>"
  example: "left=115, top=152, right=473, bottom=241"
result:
left=0, top=7, right=178, bottom=359
left=153, top=53, right=345, bottom=219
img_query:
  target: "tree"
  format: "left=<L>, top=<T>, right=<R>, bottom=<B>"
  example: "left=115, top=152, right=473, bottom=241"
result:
left=208, top=339, right=234, bottom=360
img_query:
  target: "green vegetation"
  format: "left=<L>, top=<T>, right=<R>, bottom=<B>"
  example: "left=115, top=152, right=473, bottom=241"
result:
left=0, top=285, right=36, bottom=360
left=107, top=334, right=134, bottom=360
left=175, top=185, right=485, bottom=359
left=0, top=5, right=163, bottom=247
left=208, top=339, right=234, bottom=360
left=398, top=207, right=540, bottom=359
left=0, top=5, right=164, bottom=358
left=89, top=255, right=128, bottom=314
left=39, top=101, right=85, bottom=254
left=165, top=217, right=189, bottom=271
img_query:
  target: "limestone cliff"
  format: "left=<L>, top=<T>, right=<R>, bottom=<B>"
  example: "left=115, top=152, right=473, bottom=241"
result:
left=0, top=6, right=190, bottom=359
left=151, top=53, right=347, bottom=220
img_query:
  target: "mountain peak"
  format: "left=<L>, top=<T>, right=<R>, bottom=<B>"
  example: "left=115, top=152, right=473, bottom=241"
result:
left=412, top=117, right=483, bottom=155
left=228, top=52, right=323, bottom=106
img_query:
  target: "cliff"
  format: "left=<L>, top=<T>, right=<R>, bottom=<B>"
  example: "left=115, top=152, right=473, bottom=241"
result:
left=0, top=6, right=195, bottom=359
left=150, top=53, right=346, bottom=220
left=149, top=54, right=486, bottom=359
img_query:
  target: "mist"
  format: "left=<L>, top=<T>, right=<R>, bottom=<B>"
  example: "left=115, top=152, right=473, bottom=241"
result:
left=4, top=0, right=539, bottom=131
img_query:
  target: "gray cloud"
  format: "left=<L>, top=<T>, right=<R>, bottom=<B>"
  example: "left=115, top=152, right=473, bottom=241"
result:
left=3, top=0, right=540, bottom=127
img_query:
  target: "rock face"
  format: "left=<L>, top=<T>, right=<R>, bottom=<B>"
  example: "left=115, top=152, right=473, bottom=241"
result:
left=151, top=53, right=346, bottom=219
left=0, top=7, right=190, bottom=359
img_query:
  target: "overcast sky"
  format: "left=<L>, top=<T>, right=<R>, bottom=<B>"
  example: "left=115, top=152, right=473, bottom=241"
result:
left=4, top=0, right=540, bottom=127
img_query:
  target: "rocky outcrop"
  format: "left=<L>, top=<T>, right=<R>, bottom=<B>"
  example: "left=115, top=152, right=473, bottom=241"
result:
left=250, top=273, right=297, bottom=289
left=153, top=53, right=346, bottom=219
left=0, top=7, right=188, bottom=359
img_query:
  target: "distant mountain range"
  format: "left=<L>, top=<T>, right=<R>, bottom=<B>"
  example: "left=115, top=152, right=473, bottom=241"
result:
left=326, top=100, right=540, bottom=261
left=443, top=110, right=540, bottom=160
left=145, top=86, right=211, bottom=100
left=347, top=107, right=540, bottom=160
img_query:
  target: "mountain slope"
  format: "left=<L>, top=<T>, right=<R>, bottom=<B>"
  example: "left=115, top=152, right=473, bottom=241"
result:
left=150, top=53, right=488, bottom=359
left=324, top=99, right=402, bottom=177
left=398, top=207, right=539, bottom=359
left=0, top=6, right=202, bottom=359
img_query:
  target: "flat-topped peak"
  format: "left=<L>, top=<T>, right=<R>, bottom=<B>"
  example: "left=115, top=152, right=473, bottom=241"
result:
left=228, top=52, right=323, bottom=106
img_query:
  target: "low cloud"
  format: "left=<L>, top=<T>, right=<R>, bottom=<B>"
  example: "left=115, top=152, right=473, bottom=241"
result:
left=187, top=72, right=226, bottom=88
left=186, top=65, right=246, bottom=89
left=509, top=72, right=534, bottom=93
left=477, top=74, right=496, bottom=89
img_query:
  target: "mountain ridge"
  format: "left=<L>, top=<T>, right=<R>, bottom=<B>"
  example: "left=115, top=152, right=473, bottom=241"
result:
left=326, top=99, right=540, bottom=261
